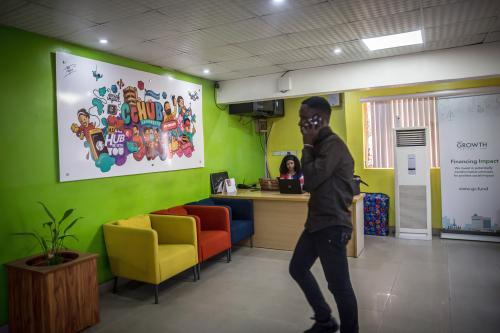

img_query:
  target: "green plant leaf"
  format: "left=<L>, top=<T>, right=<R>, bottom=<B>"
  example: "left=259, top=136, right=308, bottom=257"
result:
left=63, top=217, right=82, bottom=235
left=40, top=237, right=49, bottom=253
left=58, top=234, right=79, bottom=242
left=42, top=221, right=53, bottom=228
left=12, top=232, right=45, bottom=253
left=38, top=201, right=55, bottom=222
left=58, top=209, right=74, bottom=226
left=12, top=232, right=38, bottom=237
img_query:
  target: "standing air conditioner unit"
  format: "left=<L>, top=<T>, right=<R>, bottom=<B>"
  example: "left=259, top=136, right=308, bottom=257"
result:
left=394, top=127, right=432, bottom=240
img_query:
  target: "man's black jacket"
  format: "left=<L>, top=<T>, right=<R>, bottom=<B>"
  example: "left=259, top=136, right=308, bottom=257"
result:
left=301, top=127, right=354, bottom=232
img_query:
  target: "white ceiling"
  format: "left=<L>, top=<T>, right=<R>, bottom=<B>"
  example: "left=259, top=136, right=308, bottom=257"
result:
left=1, top=0, right=499, bottom=81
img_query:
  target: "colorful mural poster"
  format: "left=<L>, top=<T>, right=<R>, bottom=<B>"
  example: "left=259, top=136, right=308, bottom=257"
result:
left=56, top=52, right=203, bottom=182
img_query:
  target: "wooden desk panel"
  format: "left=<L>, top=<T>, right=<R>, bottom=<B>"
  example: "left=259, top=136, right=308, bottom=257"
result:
left=252, top=199, right=308, bottom=250
left=212, top=190, right=365, bottom=257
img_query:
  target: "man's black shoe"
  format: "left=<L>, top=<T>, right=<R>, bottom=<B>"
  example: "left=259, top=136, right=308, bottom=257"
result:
left=304, top=317, right=339, bottom=333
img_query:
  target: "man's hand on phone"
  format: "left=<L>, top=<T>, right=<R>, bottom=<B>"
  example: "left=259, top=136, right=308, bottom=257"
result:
left=301, top=122, right=321, bottom=145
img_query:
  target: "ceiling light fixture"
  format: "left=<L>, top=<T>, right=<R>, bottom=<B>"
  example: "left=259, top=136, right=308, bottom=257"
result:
left=333, top=47, right=342, bottom=54
left=362, top=30, right=423, bottom=51
left=273, top=0, right=285, bottom=4
left=99, top=39, right=108, bottom=44
left=203, top=69, right=210, bottom=74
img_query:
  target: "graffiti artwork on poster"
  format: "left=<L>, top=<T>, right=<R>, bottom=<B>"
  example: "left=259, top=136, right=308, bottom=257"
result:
left=56, top=52, right=203, bottom=182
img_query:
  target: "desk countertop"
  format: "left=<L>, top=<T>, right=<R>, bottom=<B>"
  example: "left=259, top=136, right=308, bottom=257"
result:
left=212, top=189, right=364, bottom=203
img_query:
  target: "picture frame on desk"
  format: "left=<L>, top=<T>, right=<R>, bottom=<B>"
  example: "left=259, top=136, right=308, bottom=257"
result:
left=223, top=178, right=237, bottom=194
left=210, top=171, right=229, bottom=194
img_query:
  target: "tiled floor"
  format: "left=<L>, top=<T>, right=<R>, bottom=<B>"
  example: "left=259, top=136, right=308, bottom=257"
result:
left=85, top=236, right=500, bottom=333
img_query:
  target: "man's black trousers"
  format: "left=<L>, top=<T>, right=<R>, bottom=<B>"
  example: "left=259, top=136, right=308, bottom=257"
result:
left=289, top=226, right=359, bottom=333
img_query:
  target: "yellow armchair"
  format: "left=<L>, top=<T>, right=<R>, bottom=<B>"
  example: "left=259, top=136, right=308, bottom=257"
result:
left=103, top=214, right=198, bottom=303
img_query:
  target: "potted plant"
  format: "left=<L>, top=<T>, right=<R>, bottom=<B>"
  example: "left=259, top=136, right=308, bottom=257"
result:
left=5, top=202, right=100, bottom=333
left=13, top=202, right=82, bottom=265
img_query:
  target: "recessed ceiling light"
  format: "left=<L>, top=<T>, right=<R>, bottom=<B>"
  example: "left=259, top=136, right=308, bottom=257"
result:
left=99, top=39, right=108, bottom=44
left=273, top=0, right=285, bottom=4
left=333, top=47, right=342, bottom=55
left=203, top=69, right=210, bottom=74
left=362, top=30, right=423, bottom=51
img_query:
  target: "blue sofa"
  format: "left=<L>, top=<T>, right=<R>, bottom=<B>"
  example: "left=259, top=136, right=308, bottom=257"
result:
left=188, top=198, right=254, bottom=246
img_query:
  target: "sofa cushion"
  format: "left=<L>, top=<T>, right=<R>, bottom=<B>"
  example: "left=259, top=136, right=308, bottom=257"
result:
left=157, top=244, right=197, bottom=280
left=198, top=230, right=230, bottom=261
left=231, top=219, right=254, bottom=244
left=117, top=214, right=151, bottom=229
left=165, top=206, right=188, bottom=215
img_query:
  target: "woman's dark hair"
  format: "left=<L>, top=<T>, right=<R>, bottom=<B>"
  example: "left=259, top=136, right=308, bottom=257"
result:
left=279, top=154, right=301, bottom=175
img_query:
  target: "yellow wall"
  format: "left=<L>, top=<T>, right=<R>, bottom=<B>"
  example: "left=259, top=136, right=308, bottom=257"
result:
left=268, top=77, right=500, bottom=229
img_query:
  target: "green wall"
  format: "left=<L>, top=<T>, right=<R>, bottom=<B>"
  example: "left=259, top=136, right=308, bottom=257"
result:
left=268, top=78, right=500, bottom=231
left=0, top=26, right=264, bottom=326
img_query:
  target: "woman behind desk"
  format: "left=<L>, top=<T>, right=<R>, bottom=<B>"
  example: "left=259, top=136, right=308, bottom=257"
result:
left=279, top=154, right=304, bottom=187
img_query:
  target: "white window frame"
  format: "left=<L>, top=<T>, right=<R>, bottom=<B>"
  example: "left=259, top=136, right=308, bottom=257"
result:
left=362, top=96, right=440, bottom=169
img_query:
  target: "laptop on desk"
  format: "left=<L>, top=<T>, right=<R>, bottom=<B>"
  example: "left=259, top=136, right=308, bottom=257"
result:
left=278, top=178, right=303, bottom=194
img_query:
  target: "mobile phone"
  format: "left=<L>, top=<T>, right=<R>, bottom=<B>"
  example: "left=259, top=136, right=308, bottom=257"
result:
left=308, top=114, right=322, bottom=129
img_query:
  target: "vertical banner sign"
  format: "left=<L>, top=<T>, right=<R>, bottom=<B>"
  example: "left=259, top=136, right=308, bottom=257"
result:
left=56, top=52, right=204, bottom=182
left=438, top=93, right=500, bottom=241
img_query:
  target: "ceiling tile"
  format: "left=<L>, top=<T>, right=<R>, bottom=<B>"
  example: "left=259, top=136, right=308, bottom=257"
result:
left=309, top=40, right=368, bottom=59
left=218, top=56, right=274, bottom=71
left=0, top=3, right=96, bottom=38
left=332, top=0, right=420, bottom=22
left=236, top=34, right=309, bottom=56
left=180, top=63, right=231, bottom=78
left=288, top=24, right=358, bottom=47
left=0, top=0, right=28, bottom=16
left=154, top=30, right=228, bottom=53
left=420, top=0, right=462, bottom=7
left=424, top=17, right=495, bottom=42
left=59, top=24, right=144, bottom=51
left=213, top=71, right=247, bottom=81
left=102, top=10, right=180, bottom=40
left=112, top=41, right=183, bottom=62
left=484, top=31, right=500, bottom=43
left=156, top=0, right=255, bottom=32
left=203, top=18, right=282, bottom=44
left=259, top=48, right=320, bottom=65
left=190, top=45, right=254, bottom=62
left=423, top=0, right=500, bottom=28
left=132, top=0, right=185, bottom=10
left=235, top=0, right=325, bottom=16
left=153, top=53, right=208, bottom=69
left=234, top=65, right=286, bottom=78
left=32, top=0, right=146, bottom=24
left=262, top=2, right=347, bottom=33
left=349, top=10, right=421, bottom=39
left=279, top=58, right=333, bottom=71
left=423, top=34, right=486, bottom=50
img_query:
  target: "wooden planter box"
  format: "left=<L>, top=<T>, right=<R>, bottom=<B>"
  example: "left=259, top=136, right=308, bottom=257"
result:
left=5, top=251, right=99, bottom=333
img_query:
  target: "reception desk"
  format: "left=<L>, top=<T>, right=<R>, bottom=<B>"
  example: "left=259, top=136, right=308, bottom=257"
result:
left=212, top=190, right=365, bottom=258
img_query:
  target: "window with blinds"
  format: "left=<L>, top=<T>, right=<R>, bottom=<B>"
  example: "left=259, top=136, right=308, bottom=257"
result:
left=363, top=96, right=440, bottom=168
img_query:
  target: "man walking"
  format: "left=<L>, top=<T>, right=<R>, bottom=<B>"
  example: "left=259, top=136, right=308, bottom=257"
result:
left=289, top=96, right=358, bottom=333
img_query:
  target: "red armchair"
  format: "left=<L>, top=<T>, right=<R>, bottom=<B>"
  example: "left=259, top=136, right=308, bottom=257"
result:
left=152, top=205, right=231, bottom=278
